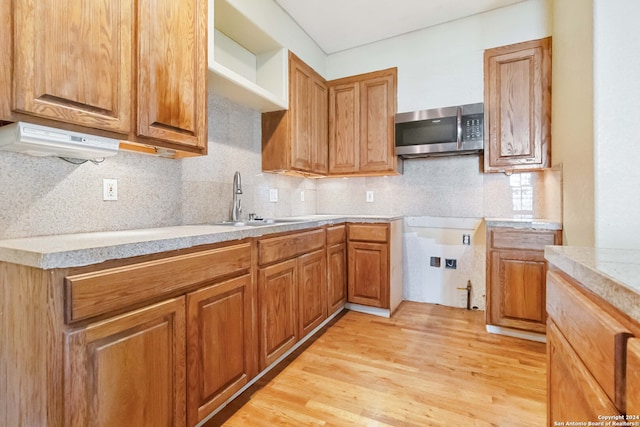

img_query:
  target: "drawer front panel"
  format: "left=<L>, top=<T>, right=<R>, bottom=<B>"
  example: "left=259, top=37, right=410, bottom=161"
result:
left=547, top=271, right=632, bottom=410
left=66, top=243, right=252, bottom=322
left=348, top=224, right=388, bottom=242
left=258, top=228, right=325, bottom=266
left=490, top=228, right=558, bottom=251
left=326, top=225, right=346, bottom=246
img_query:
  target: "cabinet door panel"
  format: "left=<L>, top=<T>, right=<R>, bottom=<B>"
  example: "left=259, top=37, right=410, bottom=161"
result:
left=348, top=241, right=389, bottom=308
left=327, top=243, right=347, bottom=314
left=484, top=37, right=551, bottom=172
left=65, top=298, right=186, bottom=427
left=259, top=259, right=298, bottom=369
left=329, top=82, right=359, bottom=174
left=186, top=274, right=256, bottom=426
left=290, top=58, right=313, bottom=172
left=359, top=74, right=395, bottom=172
left=312, top=77, right=329, bottom=174
left=298, top=250, right=327, bottom=337
left=548, top=321, right=620, bottom=423
left=488, top=250, right=547, bottom=333
left=137, top=0, right=206, bottom=149
left=628, top=339, right=640, bottom=415
left=12, top=0, right=132, bottom=132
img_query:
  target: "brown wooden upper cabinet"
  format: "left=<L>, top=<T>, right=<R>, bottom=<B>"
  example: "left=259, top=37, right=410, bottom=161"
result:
left=0, top=0, right=207, bottom=155
left=329, top=68, right=399, bottom=176
left=262, top=53, right=399, bottom=177
left=484, top=37, right=551, bottom=173
left=263, top=52, right=329, bottom=176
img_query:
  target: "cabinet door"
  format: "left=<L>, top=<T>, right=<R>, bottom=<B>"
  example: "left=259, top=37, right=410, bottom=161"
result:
left=628, top=339, right=640, bottom=415
left=65, top=297, right=186, bottom=427
left=329, top=82, right=359, bottom=174
left=289, top=56, right=313, bottom=172
left=298, top=250, right=327, bottom=337
left=484, top=37, right=551, bottom=172
left=348, top=241, right=389, bottom=308
left=327, top=242, right=347, bottom=314
left=186, top=274, right=256, bottom=426
left=359, top=72, right=396, bottom=173
left=10, top=0, right=132, bottom=132
left=488, top=249, right=547, bottom=333
left=137, top=0, right=207, bottom=150
left=259, top=259, right=298, bottom=370
left=312, top=76, right=329, bottom=174
left=547, top=321, right=620, bottom=424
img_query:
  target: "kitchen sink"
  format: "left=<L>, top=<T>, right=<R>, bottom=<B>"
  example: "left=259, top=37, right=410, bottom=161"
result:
left=213, top=218, right=303, bottom=227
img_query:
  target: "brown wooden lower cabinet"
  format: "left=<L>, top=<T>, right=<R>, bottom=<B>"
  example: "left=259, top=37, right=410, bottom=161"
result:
left=2, top=225, right=352, bottom=426
left=258, top=259, right=299, bottom=370
left=65, top=297, right=187, bottom=427
left=327, top=241, right=347, bottom=313
left=486, top=227, right=561, bottom=335
left=348, top=241, right=389, bottom=308
left=546, top=268, right=639, bottom=424
left=186, top=274, right=257, bottom=427
left=298, top=250, right=327, bottom=337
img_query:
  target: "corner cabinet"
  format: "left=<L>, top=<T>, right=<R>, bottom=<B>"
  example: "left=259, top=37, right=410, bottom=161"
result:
left=328, top=68, right=399, bottom=176
left=486, top=226, right=561, bottom=337
left=484, top=37, right=551, bottom=173
left=262, top=52, right=328, bottom=175
left=1, top=0, right=207, bottom=155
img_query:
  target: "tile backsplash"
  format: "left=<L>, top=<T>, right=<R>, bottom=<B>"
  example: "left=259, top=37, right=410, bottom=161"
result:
left=0, top=93, right=561, bottom=241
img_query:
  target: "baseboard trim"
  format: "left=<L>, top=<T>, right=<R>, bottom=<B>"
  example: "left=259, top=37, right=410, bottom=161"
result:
left=486, top=324, right=546, bottom=343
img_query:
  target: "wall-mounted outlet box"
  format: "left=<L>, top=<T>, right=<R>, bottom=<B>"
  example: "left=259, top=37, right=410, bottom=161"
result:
left=103, top=179, right=117, bottom=201
left=445, top=259, right=457, bottom=269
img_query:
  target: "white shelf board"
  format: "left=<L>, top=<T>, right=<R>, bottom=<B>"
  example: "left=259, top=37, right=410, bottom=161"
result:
left=208, top=61, right=287, bottom=112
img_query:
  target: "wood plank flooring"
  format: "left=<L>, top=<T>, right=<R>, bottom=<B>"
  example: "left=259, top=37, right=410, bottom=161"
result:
left=206, top=302, right=547, bottom=426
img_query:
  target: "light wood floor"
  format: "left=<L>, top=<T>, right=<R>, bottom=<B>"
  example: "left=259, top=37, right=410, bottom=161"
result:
left=206, top=302, right=547, bottom=426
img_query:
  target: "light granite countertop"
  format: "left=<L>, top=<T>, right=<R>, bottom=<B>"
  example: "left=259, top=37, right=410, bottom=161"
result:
left=545, top=246, right=640, bottom=324
left=485, top=217, right=562, bottom=230
left=0, top=215, right=402, bottom=270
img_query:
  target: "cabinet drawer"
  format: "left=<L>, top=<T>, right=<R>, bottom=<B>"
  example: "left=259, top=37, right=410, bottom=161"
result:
left=258, top=228, right=325, bottom=266
left=490, top=228, right=558, bottom=251
left=547, top=271, right=632, bottom=411
left=326, top=225, right=346, bottom=245
left=348, top=224, right=388, bottom=242
left=66, top=243, right=252, bottom=323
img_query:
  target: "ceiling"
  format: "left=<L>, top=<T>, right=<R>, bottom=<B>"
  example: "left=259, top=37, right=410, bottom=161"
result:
left=275, top=0, right=527, bottom=54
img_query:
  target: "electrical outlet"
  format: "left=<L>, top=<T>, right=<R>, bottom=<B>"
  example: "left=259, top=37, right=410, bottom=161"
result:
left=463, top=234, right=471, bottom=245
left=445, top=259, right=457, bottom=269
left=103, top=179, right=117, bottom=201
left=366, top=190, right=374, bottom=203
left=300, top=191, right=305, bottom=202
left=269, top=188, right=278, bottom=203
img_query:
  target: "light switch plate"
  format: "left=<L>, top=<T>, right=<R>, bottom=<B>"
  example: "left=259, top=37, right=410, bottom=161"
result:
left=366, top=190, right=374, bottom=203
left=269, top=188, right=278, bottom=203
left=300, top=191, right=305, bottom=202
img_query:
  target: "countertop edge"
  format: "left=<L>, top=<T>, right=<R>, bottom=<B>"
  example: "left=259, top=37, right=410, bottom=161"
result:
left=544, top=246, right=640, bottom=324
left=0, top=216, right=402, bottom=270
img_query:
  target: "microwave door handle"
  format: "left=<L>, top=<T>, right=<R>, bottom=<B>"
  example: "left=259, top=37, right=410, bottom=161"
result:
left=456, top=106, right=463, bottom=150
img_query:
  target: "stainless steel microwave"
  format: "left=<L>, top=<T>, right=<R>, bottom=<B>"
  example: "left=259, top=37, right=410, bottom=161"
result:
left=395, top=102, right=484, bottom=158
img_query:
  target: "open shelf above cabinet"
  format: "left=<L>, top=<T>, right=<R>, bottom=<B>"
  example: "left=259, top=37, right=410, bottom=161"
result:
left=209, top=0, right=288, bottom=112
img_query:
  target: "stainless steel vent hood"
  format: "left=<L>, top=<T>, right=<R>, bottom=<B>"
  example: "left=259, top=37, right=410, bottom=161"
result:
left=0, top=122, right=120, bottom=160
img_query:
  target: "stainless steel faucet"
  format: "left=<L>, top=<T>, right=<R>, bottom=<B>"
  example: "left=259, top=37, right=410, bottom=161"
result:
left=232, top=171, right=243, bottom=221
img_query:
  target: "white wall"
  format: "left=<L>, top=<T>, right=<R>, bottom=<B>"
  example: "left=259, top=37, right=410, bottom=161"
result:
left=326, top=0, right=551, bottom=112
left=551, top=0, right=594, bottom=246
left=593, top=0, right=640, bottom=249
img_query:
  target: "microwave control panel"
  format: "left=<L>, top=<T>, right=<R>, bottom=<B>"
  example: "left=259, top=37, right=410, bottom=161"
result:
left=463, top=114, right=483, bottom=142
